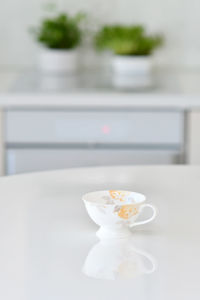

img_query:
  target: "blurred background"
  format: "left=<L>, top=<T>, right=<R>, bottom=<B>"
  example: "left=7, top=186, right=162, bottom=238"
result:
left=0, top=0, right=199, bottom=175
left=1, top=0, right=200, bottom=68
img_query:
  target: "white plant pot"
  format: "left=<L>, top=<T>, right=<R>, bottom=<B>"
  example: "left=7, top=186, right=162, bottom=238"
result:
left=111, top=55, right=153, bottom=89
left=39, top=48, right=78, bottom=74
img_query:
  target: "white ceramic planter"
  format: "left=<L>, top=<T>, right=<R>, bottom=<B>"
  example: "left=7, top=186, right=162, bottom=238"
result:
left=111, top=55, right=153, bottom=89
left=39, top=48, right=78, bottom=74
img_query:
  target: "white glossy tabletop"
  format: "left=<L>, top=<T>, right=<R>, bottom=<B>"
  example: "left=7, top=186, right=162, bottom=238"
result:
left=0, top=165, right=200, bottom=300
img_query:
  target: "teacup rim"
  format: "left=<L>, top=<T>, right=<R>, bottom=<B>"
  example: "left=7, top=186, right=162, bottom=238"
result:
left=82, top=190, right=146, bottom=206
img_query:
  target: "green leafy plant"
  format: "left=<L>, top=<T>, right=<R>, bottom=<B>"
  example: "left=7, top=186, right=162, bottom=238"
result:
left=32, top=13, right=84, bottom=49
left=95, top=25, right=163, bottom=56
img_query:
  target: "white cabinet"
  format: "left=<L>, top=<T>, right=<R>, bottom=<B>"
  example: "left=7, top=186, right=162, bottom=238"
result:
left=7, top=148, right=180, bottom=175
left=5, top=109, right=184, bottom=174
left=186, top=111, right=200, bottom=164
left=6, top=110, right=183, bottom=145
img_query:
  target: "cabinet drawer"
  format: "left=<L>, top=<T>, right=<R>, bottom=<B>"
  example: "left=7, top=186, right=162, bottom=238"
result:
left=6, top=110, right=183, bottom=145
left=6, top=148, right=180, bottom=175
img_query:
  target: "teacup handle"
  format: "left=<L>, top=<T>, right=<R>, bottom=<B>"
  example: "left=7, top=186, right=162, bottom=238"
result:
left=130, top=204, right=157, bottom=227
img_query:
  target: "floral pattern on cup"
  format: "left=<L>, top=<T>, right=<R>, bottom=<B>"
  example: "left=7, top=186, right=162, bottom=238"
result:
left=116, top=205, right=138, bottom=220
left=109, top=190, right=131, bottom=202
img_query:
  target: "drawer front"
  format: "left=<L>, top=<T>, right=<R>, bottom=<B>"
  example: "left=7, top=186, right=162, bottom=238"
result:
left=6, top=110, right=183, bottom=145
left=6, top=149, right=180, bottom=175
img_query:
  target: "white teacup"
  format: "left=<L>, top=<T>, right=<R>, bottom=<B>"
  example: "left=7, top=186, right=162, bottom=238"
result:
left=83, top=190, right=157, bottom=239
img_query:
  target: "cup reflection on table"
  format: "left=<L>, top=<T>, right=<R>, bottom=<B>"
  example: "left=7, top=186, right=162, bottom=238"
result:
left=82, top=238, right=157, bottom=280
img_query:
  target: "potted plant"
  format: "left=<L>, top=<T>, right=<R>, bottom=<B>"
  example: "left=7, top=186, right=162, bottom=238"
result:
left=32, top=13, right=83, bottom=73
left=95, top=25, right=163, bottom=88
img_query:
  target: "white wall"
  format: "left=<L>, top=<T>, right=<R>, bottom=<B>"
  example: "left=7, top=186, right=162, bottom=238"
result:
left=0, top=0, right=200, bottom=68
